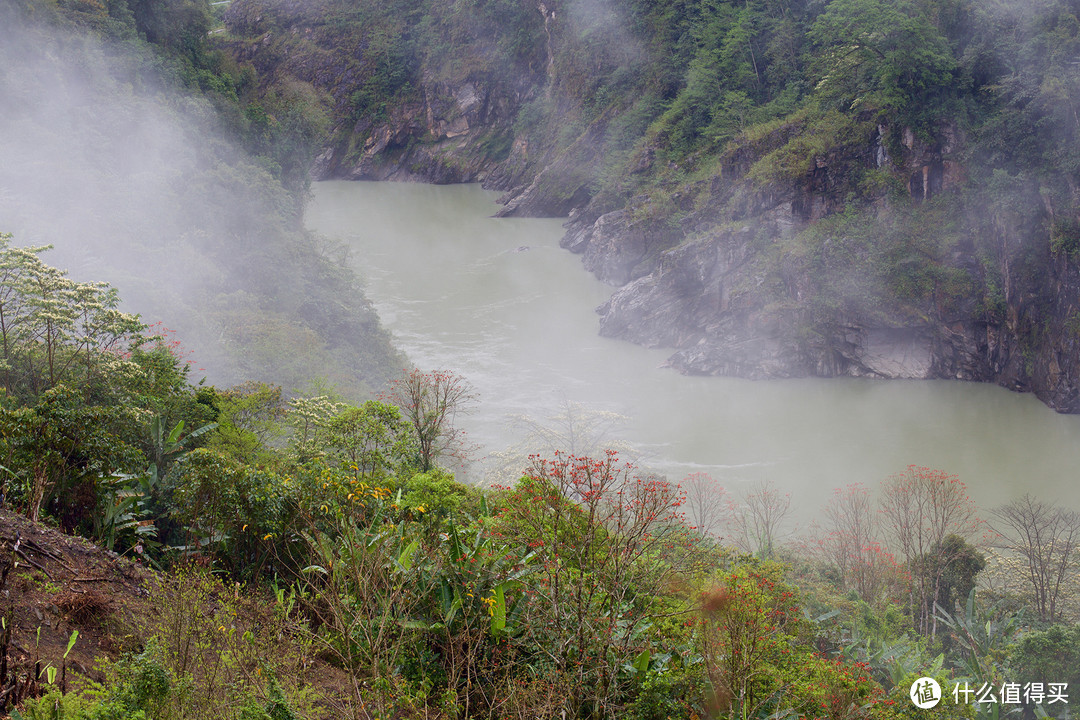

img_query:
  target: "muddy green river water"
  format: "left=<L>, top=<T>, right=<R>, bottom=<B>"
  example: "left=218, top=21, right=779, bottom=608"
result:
left=307, top=180, right=1080, bottom=522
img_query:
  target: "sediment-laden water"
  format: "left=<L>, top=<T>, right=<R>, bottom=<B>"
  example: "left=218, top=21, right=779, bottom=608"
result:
left=307, top=180, right=1080, bottom=522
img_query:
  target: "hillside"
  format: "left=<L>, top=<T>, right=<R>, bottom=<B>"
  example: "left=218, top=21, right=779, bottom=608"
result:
left=220, top=0, right=1080, bottom=411
left=0, top=508, right=354, bottom=718
left=0, top=507, right=152, bottom=700
left=0, top=0, right=403, bottom=400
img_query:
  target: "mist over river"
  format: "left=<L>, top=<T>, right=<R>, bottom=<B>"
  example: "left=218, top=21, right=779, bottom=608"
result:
left=307, top=181, right=1080, bottom=523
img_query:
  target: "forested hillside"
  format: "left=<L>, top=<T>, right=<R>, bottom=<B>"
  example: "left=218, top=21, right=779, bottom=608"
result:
left=220, top=0, right=1080, bottom=411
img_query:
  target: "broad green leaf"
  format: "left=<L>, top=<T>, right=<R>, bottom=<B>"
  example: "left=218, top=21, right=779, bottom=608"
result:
left=490, top=584, right=507, bottom=634
left=396, top=539, right=420, bottom=571
left=445, top=595, right=462, bottom=625
left=64, top=629, right=78, bottom=658
left=166, top=419, right=185, bottom=446
left=633, top=648, right=651, bottom=674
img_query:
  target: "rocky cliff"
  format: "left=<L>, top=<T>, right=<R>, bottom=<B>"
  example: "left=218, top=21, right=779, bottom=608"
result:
left=578, top=121, right=1080, bottom=413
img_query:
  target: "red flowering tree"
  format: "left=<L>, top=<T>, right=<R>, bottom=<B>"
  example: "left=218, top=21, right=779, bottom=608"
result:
left=496, top=451, right=693, bottom=716
left=811, top=484, right=907, bottom=605
left=699, top=562, right=889, bottom=719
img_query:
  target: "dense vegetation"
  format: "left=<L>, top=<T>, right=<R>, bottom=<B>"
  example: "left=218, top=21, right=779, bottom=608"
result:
left=2, top=237, right=1080, bottom=720
left=214, top=0, right=1080, bottom=217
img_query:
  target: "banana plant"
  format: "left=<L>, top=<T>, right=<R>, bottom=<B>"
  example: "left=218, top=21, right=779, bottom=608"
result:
left=841, top=631, right=940, bottom=690
left=934, top=589, right=1024, bottom=682
left=935, top=590, right=1026, bottom=719
left=148, top=416, right=217, bottom=485
left=94, top=417, right=215, bottom=553
left=95, top=471, right=159, bottom=551
left=409, top=513, right=536, bottom=638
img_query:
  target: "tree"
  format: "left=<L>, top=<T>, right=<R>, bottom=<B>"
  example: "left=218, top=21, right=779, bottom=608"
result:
left=921, top=533, right=985, bottom=615
left=879, top=465, right=980, bottom=635
left=820, top=484, right=875, bottom=588
left=384, top=369, right=476, bottom=472
left=325, top=400, right=417, bottom=481
left=208, top=381, right=285, bottom=462
left=2, top=385, right=141, bottom=526
left=168, top=448, right=284, bottom=576
left=812, top=483, right=904, bottom=604
left=683, top=472, right=728, bottom=538
left=485, top=398, right=632, bottom=487
left=1010, top=624, right=1080, bottom=692
left=991, top=494, right=1080, bottom=622
left=808, top=0, right=959, bottom=127
left=0, top=233, right=144, bottom=400
left=511, top=398, right=630, bottom=458
left=284, top=394, right=342, bottom=462
left=0, top=234, right=48, bottom=393
left=496, top=451, right=691, bottom=716
left=728, top=480, right=790, bottom=557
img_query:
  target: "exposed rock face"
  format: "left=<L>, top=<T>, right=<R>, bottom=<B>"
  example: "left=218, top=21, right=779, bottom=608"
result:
left=224, top=1, right=534, bottom=187
left=306, top=77, right=527, bottom=183
left=559, top=210, right=675, bottom=286
left=308, top=76, right=1080, bottom=412
left=581, top=153, right=1080, bottom=412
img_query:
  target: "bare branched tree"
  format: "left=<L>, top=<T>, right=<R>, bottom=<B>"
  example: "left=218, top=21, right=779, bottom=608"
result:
left=729, top=480, right=790, bottom=557
left=683, top=472, right=728, bottom=538
left=992, top=494, right=1080, bottom=622
left=385, top=368, right=476, bottom=472
left=513, top=399, right=630, bottom=457
left=484, top=399, right=634, bottom=487
left=809, top=483, right=901, bottom=603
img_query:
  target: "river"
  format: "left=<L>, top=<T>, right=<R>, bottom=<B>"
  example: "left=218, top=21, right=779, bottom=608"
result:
left=306, top=180, right=1080, bottom=524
